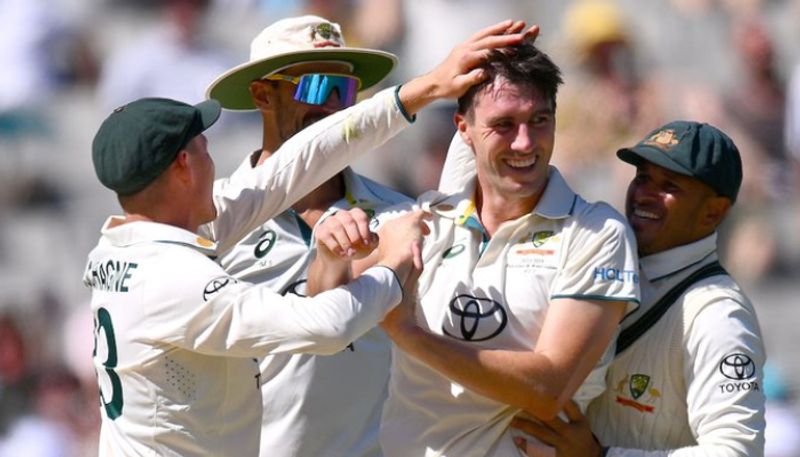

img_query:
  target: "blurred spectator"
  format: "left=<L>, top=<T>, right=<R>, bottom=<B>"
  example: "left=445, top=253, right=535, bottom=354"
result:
left=0, top=313, right=32, bottom=438
left=716, top=17, right=799, bottom=283
left=723, top=17, right=789, bottom=199
left=552, top=0, right=669, bottom=207
left=0, top=368, right=97, bottom=457
left=97, top=0, right=234, bottom=109
left=763, top=363, right=800, bottom=457
left=0, top=0, right=59, bottom=118
left=788, top=62, right=800, bottom=165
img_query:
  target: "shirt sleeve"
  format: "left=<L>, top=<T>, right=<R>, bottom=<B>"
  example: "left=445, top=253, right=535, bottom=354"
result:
left=437, top=132, right=476, bottom=193
left=200, top=87, right=413, bottom=254
left=143, top=250, right=403, bottom=357
left=606, top=288, right=766, bottom=457
left=551, top=203, right=640, bottom=310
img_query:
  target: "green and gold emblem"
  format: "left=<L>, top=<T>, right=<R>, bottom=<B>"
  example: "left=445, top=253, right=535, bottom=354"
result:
left=629, top=374, right=650, bottom=400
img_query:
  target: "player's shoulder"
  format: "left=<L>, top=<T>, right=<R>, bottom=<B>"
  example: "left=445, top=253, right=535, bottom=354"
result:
left=571, top=197, right=631, bottom=234
left=683, top=271, right=755, bottom=320
left=354, top=173, right=414, bottom=205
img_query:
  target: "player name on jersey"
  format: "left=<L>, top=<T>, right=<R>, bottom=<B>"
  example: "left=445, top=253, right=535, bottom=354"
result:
left=84, top=259, right=139, bottom=292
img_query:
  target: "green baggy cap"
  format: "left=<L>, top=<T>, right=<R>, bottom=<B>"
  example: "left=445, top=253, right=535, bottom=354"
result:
left=92, top=98, right=221, bottom=196
left=617, top=120, right=743, bottom=201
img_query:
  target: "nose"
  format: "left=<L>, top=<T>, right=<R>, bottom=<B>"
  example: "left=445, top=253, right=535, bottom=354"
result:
left=322, top=89, right=344, bottom=112
left=511, top=123, right=535, bottom=153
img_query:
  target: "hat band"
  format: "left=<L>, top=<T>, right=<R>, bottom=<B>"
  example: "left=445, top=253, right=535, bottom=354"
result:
left=264, top=73, right=360, bottom=107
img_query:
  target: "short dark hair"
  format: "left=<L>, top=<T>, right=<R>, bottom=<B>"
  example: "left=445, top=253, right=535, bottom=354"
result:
left=457, top=40, right=563, bottom=117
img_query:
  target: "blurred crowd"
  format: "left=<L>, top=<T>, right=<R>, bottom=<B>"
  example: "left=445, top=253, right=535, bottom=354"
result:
left=1, top=0, right=800, bottom=455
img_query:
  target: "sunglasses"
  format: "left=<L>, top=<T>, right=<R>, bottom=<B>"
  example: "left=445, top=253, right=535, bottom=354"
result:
left=263, top=73, right=361, bottom=107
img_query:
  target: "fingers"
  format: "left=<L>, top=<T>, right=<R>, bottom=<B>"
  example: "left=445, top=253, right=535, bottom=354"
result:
left=524, top=24, right=540, bottom=40
left=510, top=417, right=560, bottom=447
left=504, top=20, right=525, bottom=35
left=469, top=19, right=516, bottom=41
left=411, top=239, right=423, bottom=271
left=563, top=400, right=585, bottom=423
left=317, top=208, right=376, bottom=258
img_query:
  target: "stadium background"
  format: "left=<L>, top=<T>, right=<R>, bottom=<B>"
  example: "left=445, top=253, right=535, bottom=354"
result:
left=1, top=0, right=799, bottom=454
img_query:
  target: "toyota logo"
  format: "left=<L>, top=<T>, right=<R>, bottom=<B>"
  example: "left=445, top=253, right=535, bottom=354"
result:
left=281, top=279, right=308, bottom=297
left=442, top=294, right=507, bottom=342
left=719, top=353, right=756, bottom=380
left=203, top=276, right=238, bottom=301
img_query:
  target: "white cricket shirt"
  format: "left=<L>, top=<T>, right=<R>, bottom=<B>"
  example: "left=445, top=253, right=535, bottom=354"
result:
left=84, top=86, right=413, bottom=456
left=217, top=164, right=410, bottom=457
left=380, top=168, right=640, bottom=457
left=84, top=220, right=402, bottom=456
left=587, top=234, right=766, bottom=457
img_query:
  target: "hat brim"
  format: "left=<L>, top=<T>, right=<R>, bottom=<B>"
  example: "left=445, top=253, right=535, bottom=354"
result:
left=194, top=99, right=222, bottom=130
left=617, top=145, right=694, bottom=177
left=206, top=48, right=397, bottom=110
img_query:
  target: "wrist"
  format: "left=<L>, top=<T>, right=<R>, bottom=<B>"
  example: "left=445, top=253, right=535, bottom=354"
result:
left=397, top=75, right=438, bottom=116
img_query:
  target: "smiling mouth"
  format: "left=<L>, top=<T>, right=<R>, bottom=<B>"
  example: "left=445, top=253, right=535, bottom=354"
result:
left=505, top=156, right=537, bottom=169
left=631, top=208, right=659, bottom=220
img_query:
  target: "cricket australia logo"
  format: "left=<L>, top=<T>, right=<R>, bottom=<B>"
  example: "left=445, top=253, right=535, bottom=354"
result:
left=614, top=373, right=660, bottom=413
left=311, top=23, right=342, bottom=46
left=442, top=294, right=507, bottom=342
left=531, top=231, right=554, bottom=248
left=643, top=129, right=679, bottom=151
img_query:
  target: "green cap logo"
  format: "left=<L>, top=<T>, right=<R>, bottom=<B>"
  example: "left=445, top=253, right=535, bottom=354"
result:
left=643, top=129, right=679, bottom=151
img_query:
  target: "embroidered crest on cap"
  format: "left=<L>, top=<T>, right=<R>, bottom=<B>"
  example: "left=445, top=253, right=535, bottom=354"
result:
left=311, top=22, right=342, bottom=47
left=643, top=129, right=679, bottom=151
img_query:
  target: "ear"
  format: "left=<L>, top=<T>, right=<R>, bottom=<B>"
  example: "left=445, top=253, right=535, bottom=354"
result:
left=170, top=150, right=193, bottom=186
left=249, top=80, right=278, bottom=111
left=701, top=195, right=732, bottom=230
left=453, top=112, right=474, bottom=149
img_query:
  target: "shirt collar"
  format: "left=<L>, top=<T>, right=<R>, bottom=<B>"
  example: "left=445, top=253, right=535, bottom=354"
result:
left=429, top=166, right=578, bottom=226
left=639, top=233, right=718, bottom=282
left=100, top=216, right=218, bottom=256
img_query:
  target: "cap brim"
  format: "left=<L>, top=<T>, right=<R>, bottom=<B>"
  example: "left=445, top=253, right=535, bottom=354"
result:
left=194, top=99, right=222, bottom=130
left=206, top=48, right=397, bottom=110
left=617, top=145, right=694, bottom=177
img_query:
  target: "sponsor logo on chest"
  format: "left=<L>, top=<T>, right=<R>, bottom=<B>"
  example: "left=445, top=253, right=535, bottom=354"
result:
left=507, top=230, right=561, bottom=270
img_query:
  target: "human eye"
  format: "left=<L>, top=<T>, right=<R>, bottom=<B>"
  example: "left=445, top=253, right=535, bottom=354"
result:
left=531, top=113, right=552, bottom=126
left=492, top=119, right=515, bottom=132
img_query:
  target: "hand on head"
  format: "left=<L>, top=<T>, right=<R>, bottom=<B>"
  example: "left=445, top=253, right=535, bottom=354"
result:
left=399, top=20, right=540, bottom=115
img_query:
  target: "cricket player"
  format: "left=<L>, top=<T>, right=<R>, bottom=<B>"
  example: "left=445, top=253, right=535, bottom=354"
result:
left=84, top=19, right=533, bottom=456
left=204, top=16, right=409, bottom=457
left=511, top=122, right=766, bottom=457
left=314, top=40, right=640, bottom=456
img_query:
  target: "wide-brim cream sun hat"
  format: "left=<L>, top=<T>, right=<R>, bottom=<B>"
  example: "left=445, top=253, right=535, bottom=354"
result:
left=206, top=15, right=397, bottom=110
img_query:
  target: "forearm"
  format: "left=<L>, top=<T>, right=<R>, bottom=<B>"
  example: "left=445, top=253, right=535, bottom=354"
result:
left=185, top=266, right=403, bottom=357
left=306, top=254, right=352, bottom=296
left=202, top=87, right=411, bottom=252
left=386, top=325, right=565, bottom=419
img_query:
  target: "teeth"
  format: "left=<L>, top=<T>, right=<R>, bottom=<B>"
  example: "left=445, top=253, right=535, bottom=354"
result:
left=506, top=156, right=537, bottom=168
left=633, top=209, right=659, bottom=220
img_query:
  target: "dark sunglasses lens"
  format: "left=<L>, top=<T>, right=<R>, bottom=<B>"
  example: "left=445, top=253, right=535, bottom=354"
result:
left=294, top=74, right=358, bottom=107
